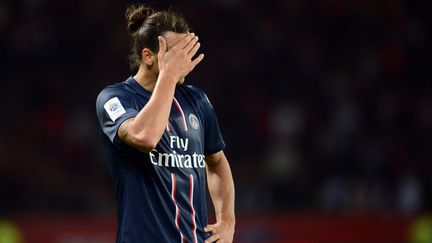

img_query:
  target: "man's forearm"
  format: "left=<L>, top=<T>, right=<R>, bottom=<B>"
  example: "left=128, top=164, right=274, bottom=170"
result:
left=128, top=73, right=176, bottom=143
left=206, top=152, right=235, bottom=225
left=118, top=73, right=176, bottom=151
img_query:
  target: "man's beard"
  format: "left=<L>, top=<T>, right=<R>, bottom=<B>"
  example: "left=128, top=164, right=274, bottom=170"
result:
left=178, top=76, right=185, bottom=84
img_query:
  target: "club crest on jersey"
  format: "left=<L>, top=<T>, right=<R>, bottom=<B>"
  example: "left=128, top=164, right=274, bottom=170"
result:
left=188, top=114, right=199, bottom=130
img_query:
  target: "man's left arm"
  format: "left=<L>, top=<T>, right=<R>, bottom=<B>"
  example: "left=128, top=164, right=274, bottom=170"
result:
left=204, top=150, right=235, bottom=243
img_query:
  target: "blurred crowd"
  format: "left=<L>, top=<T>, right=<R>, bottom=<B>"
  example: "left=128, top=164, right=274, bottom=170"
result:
left=1, top=0, right=431, bottom=216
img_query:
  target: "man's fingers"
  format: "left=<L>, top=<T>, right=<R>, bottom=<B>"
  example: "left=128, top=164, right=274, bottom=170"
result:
left=188, top=41, right=201, bottom=59
left=204, top=224, right=218, bottom=233
left=190, top=54, right=205, bottom=71
left=184, top=35, right=199, bottom=53
left=204, top=225, right=215, bottom=233
left=175, top=33, right=195, bottom=50
left=158, top=36, right=167, bottom=57
left=205, top=233, right=219, bottom=243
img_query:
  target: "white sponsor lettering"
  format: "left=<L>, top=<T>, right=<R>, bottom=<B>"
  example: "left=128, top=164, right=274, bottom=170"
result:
left=169, top=136, right=189, bottom=151
left=150, top=135, right=203, bottom=168
left=149, top=150, right=205, bottom=168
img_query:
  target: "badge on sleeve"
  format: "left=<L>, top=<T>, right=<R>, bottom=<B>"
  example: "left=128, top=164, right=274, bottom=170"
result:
left=104, top=97, right=126, bottom=122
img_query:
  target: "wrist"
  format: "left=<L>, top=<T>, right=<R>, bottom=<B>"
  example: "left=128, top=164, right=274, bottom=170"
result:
left=158, top=71, right=179, bottom=85
left=219, top=218, right=235, bottom=228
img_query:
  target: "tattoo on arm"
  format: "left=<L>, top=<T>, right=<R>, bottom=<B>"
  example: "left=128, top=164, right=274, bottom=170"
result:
left=118, top=118, right=135, bottom=145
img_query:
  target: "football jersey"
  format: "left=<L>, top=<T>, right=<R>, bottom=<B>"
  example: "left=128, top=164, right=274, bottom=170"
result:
left=96, top=77, right=225, bottom=243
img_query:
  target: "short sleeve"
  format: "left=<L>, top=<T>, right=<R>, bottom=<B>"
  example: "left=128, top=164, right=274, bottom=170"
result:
left=96, top=87, right=139, bottom=145
left=200, top=92, right=226, bottom=155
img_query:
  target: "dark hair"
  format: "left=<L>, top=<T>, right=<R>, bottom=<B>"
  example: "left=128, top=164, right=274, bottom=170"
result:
left=125, top=4, right=190, bottom=70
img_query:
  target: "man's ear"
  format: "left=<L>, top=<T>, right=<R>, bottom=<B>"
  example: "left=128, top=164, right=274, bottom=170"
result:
left=142, top=48, right=156, bottom=65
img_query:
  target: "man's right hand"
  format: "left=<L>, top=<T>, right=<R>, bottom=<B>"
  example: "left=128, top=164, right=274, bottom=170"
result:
left=157, top=33, right=204, bottom=82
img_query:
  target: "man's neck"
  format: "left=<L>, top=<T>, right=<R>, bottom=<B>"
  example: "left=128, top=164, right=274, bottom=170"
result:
left=133, top=67, right=158, bottom=92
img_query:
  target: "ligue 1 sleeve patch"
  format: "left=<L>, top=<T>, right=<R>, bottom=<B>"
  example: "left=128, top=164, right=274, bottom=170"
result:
left=104, top=97, right=126, bottom=122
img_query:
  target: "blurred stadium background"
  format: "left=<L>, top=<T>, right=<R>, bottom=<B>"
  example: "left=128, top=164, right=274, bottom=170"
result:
left=1, top=0, right=432, bottom=242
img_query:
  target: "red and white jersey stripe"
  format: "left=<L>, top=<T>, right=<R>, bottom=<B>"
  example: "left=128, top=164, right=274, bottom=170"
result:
left=173, top=97, right=188, bottom=131
left=190, top=174, right=198, bottom=243
left=171, top=173, right=186, bottom=243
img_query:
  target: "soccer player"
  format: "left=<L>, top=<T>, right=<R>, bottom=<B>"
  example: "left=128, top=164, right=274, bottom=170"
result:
left=96, top=4, right=235, bottom=243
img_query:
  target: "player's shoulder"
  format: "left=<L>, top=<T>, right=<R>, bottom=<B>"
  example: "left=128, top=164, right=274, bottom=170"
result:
left=183, top=84, right=203, bottom=95
left=182, top=84, right=214, bottom=109
left=182, top=84, right=208, bottom=101
left=96, top=77, right=135, bottom=104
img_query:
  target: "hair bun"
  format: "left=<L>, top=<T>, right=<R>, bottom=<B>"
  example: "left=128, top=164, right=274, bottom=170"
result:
left=125, top=4, right=154, bottom=34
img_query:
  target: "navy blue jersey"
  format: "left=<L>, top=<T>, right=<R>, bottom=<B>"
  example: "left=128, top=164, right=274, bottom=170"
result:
left=96, top=77, right=225, bottom=243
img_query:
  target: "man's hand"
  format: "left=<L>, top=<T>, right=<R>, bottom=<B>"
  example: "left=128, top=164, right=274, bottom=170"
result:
left=157, top=33, right=204, bottom=82
left=204, top=221, right=235, bottom=243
